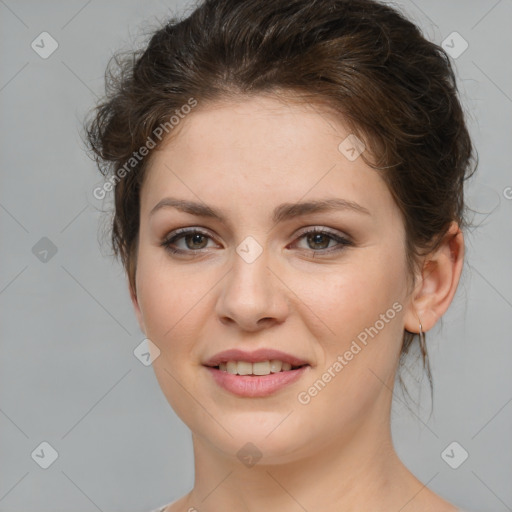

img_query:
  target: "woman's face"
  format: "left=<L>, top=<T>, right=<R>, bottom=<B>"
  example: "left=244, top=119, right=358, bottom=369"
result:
left=132, top=94, right=414, bottom=461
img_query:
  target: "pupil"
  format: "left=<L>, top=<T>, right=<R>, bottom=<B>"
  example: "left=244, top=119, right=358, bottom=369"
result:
left=188, top=234, right=206, bottom=249
left=308, top=233, right=328, bottom=249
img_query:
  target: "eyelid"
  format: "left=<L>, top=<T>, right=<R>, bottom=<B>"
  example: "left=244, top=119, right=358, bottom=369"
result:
left=294, top=225, right=350, bottom=239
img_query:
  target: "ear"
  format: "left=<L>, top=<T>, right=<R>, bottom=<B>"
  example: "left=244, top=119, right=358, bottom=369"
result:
left=129, top=279, right=146, bottom=335
left=404, top=221, right=465, bottom=334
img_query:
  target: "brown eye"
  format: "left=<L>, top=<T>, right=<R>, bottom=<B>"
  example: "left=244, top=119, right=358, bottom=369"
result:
left=182, top=233, right=209, bottom=250
left=305, top=232, right=333, bottom=250
left=161, top=228, right=216, bottom=255
left=292, top=228, right=352, bottom=255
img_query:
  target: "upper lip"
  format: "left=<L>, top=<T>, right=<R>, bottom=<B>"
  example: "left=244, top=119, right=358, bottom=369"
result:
left=203, top=348, right=310, bottom=367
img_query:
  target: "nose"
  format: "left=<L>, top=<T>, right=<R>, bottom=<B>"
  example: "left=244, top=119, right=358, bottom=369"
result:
left=215, top=246, right=289, bottom=332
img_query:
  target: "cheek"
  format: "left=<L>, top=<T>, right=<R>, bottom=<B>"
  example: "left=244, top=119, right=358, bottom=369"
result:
left=298, top=250, right=405, bottom=338
left=135, top=250, right=217, bottom=361
left=135, top=256, right=219, bottom=428
left=292, top=258, right=406, bottom=423
left=135, top=252, right=184, bottom=339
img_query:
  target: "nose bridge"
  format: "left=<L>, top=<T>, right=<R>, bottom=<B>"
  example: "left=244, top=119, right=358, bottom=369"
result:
left=215, top=235, right=288, bottom=328
left=229, top=236, right=273, bottom=302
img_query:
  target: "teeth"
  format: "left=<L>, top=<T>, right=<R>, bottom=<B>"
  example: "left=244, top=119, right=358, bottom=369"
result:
left=253, top=361, right=270, bottom=375
left=269, top=360, right=282, bottom=373
left=219, top=360, right=297, bottom=375
left=235, top=361, right=252, bottom=375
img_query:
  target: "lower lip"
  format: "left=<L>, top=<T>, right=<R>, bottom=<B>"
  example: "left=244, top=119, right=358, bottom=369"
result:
left=204, top=365, right=310, bottom=397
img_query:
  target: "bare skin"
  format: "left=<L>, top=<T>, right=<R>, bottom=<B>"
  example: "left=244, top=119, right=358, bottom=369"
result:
left=130, top=94, right=464, bottom=512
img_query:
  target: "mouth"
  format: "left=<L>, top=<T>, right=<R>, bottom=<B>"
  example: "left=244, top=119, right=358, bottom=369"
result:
left=203, top=362, right=311, bottom=397
left=201, top=348, right=311, bottom=396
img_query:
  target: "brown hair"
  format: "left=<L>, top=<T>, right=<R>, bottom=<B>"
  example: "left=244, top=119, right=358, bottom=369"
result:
left=84, top=0, right=478, bottom=403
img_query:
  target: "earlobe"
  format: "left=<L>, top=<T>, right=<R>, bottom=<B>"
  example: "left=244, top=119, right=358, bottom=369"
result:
left=404, top=221, right=465, bottom=334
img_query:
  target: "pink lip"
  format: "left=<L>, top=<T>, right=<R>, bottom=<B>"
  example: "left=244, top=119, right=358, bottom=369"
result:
left=202, top=348, right=309, bottom=367
left=205, top=365, right=310, bottom=397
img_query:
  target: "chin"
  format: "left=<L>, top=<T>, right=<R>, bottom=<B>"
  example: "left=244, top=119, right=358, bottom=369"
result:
left=193, top=412, right=321, bottom=463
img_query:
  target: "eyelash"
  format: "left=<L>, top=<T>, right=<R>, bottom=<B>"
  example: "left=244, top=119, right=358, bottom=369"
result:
left=160, top=227, right=353, bottom=257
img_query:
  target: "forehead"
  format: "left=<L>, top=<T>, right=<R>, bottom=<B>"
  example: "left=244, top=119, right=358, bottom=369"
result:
left=156, top=94, right=351, bottom=160
left=140, top=94, right=399, bottom=228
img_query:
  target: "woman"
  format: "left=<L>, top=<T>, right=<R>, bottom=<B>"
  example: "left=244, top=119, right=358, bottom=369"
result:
left=85, top=0, right=477, bottom=510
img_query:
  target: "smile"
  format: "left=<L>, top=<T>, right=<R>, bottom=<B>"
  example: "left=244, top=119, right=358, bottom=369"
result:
left=204, top=364, right=310, bottom=397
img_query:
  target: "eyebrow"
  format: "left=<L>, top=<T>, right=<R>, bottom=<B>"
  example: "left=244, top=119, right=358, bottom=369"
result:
left=149, top=197, right=371, bottom=224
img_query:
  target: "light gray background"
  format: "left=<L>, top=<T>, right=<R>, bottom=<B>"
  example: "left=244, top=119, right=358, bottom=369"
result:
left=1, top=1, right=511, bottom=511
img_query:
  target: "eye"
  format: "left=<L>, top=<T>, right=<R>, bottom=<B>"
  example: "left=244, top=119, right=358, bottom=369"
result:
left=291, top=227, right=353, bottom=255
left=160, top=226, right=353, bottom=257
left=161, top=228, right=218, bottom=256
